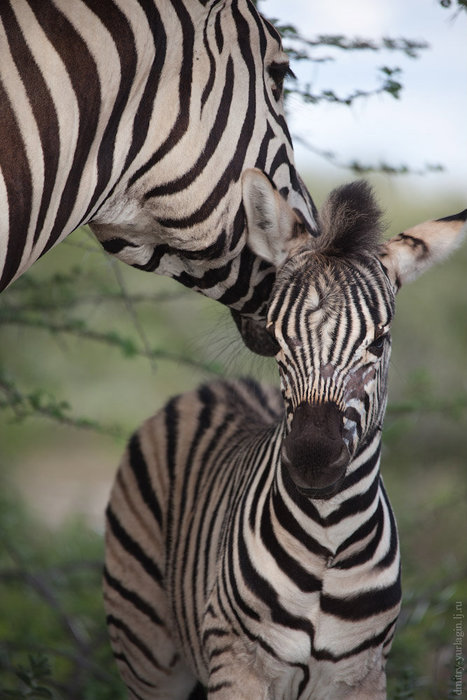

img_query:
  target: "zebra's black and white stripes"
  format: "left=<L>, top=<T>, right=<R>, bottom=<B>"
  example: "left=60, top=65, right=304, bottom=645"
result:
left=104, top=171, right=466, bottom=698
left=0, top=0, right=315, bottom=346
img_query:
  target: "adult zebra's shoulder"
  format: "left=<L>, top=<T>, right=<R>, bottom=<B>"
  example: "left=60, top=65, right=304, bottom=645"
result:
left=0, top=0, right=315, bottom=348
left=104, top=170, right=466, bottom=698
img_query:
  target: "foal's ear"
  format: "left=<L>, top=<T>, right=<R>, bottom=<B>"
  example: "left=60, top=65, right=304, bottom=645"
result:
left=378, top=211, right=467, bottom=290
left=242, top=168, right=312, bottom=267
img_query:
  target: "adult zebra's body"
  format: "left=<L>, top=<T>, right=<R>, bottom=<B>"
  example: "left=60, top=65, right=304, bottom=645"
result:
left=104, top=171, right=466, bottom=699
left=0, top=0, right=314, bottom=348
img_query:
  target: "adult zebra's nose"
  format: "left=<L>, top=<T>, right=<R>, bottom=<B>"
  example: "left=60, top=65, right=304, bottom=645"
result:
left=282, top=402, right=350, bottom=498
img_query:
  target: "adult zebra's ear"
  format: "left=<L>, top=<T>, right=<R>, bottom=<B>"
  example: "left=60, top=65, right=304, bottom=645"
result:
left=242, top=168, right=313, bottom=268
left=378, top=210, right=467, bottom=290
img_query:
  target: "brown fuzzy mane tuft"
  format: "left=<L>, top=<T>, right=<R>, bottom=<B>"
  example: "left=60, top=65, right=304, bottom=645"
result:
left=316, top=181, right=385, bottom=258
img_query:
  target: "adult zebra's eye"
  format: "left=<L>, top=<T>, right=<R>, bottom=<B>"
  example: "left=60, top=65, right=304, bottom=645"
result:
left=368, top=333, right=389, bottom=357
left=268, top=62, right=295, bottom=101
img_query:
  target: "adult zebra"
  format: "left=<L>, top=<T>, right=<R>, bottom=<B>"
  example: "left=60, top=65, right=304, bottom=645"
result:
left=0, top=0, right=315, bottom=350
left=104, top=169, right=466, bottom=698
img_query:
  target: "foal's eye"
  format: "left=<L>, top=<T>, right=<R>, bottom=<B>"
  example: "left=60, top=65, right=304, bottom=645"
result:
left=368, top=333, right=389, bottom=357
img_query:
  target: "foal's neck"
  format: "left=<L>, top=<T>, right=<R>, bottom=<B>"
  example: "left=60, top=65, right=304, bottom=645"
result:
left=272, top=429, right=383, bottom=554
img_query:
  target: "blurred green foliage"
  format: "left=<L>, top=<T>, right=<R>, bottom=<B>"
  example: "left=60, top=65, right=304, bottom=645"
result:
left=0, top=493, right=123, bottom=699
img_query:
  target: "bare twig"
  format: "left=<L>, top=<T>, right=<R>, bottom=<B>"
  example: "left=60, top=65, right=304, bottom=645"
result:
left=107, top=256, right=158, bottom=373
left=0, top=316, right=223, bottom=375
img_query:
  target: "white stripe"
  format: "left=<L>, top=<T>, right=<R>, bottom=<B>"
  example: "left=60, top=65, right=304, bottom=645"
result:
left=0, top=168, right=9, bottom=272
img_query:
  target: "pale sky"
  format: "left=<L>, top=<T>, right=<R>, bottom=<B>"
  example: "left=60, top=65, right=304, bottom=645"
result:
left=260, top=0, right=467, bottom=196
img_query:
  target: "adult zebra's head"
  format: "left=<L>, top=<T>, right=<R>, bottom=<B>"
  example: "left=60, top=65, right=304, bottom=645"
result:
left=242, top=169, right=466, bottom=499
left=90, top=0, right=315, bottom=350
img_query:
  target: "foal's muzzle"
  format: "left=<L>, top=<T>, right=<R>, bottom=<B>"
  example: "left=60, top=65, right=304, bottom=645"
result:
left=282, top=402, right=350, bottom=499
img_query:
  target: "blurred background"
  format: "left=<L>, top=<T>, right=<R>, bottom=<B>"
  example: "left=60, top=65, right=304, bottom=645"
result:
left=1, top=1, right=466, bottom=698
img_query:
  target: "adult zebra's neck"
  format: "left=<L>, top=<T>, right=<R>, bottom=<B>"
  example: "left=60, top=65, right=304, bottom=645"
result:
left=0, top=0, right=157, bottom=291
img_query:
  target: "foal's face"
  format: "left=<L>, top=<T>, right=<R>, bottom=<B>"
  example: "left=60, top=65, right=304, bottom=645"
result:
left=267, top=252, right=395, bottom=497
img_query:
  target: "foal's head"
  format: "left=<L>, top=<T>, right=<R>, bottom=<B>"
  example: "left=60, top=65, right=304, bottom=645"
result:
left=242, top=169, right=466, bottom=498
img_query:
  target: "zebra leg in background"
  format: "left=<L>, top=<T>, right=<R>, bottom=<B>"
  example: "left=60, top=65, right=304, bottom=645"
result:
left=104, top=429, right=197, bottom=700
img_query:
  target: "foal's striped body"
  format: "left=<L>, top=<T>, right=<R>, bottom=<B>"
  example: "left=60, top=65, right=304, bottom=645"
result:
left=104, top=171, right=466, bottom=698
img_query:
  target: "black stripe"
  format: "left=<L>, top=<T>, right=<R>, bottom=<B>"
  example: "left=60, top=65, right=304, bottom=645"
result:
left=237, top=516, right=315, bottom=638
left=131, top=244, right=171, bottom=272
left=202, top=628, right=231, bottom=645
left=207, top=681, right=233, bottom=694
left=254, top=121, right=275, bottom=175
left=104, top=565, right=164, bottom=626
left=313, top=615, right=399, bottom=662
left=236, top=266, right=274, bottom=314
left=106, top=613, right=167, bottom=671
left=175, top=386, right=216, bottom=664
left=112, top=650, right=158, bottom=694
left=268, top=143, right=289, bottom=180
left=101, top=237, right=138, bottom=254
left=436, top=209, right=467, bottom=222
left=127, top=0, right=192, bottom=189
left=144, top=56, right=234, bottom=199
left=106, top=505, right=163, bottom=584
left=200, top=425, right=246, bottom=600
left=103, top=0, right=165, bottom=199
left=247, top=432, right=276, bottom=530
left=173, top=257, right=232, bottom=291
left=79, top=0, right=138, bottom=223
left=164, top=395, right=181, bottom=645
left=214, top=10, right=224, bottom=53
left=200, top=8, right=217, bottom=111
left=329, top=266, right=355, bottom=365
left=130, top=229, right=230, bottom=275
left=148, top=0, right=258, bottom=230
left=272, top=481, right=332, bottom=558
left=0, top=77, right=32, bottom=292
left=228, top=201, right=246, bottom=252
left=1, top=2, right=60, bottom=249
left=128, top=432, right=163, bottom=527
left=324, top=473, right=380, bottom=527
left=397, top=232, right=429, bottom=257
left=376, top=482, right=400, bottom=569
left=320, top=576, right=401, bottom=621
left=217, top=248, right=270, bottom=308
left=332, top=501, right=384, bottom=569
left=340, top=442, right=380, bottom=491
left=30, top=0, right=100, bottom=253
left=240, top=377, right=282, bottom=421
left=260, top=494, right=322, bottom=592
left=247, top=0, right=294, bottom=148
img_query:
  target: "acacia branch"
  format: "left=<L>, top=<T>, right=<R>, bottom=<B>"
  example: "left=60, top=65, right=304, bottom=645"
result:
left=0, top=315, right=223, bottom=374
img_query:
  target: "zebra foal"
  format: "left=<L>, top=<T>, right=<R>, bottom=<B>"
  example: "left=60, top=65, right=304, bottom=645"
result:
left=104, top=169, right=466, bottom=699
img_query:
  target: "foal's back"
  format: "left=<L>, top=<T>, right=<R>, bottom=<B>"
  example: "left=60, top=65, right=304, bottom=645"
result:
left=104, top=378, right=283, bottom=698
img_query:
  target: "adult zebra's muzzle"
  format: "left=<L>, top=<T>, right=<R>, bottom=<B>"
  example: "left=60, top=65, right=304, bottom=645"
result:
left=282, top=402, right=350, bottom=499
